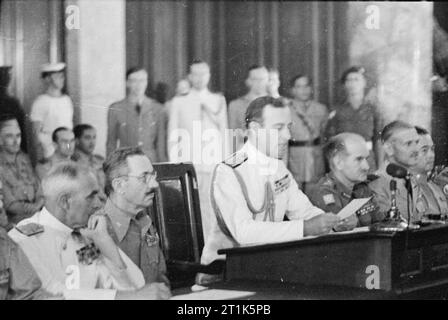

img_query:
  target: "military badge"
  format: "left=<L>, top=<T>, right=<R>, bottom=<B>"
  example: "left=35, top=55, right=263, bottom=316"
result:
left=323, top=194, right=335, bottom=205
left=76, top=243, right=101, bottom=265
left=144, top=231, right=159, bottom=247
left=274, top=174, right=291, bottom=194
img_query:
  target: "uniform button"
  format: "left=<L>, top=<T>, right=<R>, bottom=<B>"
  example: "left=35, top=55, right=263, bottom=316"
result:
left=138, top=141, right=143, bottom=146
left=139, top=127, right=143, bottom=132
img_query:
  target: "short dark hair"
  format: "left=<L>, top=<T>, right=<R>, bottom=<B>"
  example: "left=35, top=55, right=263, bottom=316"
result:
left=245, top=96, right=287, bottom=128
left=246, top=64, right=267, bottom=79
left=415, top=126, right=429, bottom=136
left=73, top=124, right=95, bottom=139
left=52, top=127, right=70, bottom=143
left=126, top=66, right=146, bottom=79
left=380, top=120, right=415, bottom=143
left=103, top=147, right=146, bottom=196
left=340, top=66, right=366, bottom=84
left=189, top=59, right=209, bottom=73
left=289, top=74, right=313, bottom=88
left=0, top=114, right=18, bottom=132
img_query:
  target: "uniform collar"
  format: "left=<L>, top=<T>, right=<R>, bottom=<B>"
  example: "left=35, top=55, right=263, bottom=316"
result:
left=38, top=207, right=73, bottom=235
left=328, top=172, right=353, bottom=198
left=104, top=199, right=151, bottom=242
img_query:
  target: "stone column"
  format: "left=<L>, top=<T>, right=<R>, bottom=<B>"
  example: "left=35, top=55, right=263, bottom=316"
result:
left=65, top=0, right=126, bottom=157
left=346, top=2, right=433, bottom=130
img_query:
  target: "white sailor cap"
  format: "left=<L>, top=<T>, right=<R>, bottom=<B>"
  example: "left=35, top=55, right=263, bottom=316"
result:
left=41, top=62, right=66, bottom=73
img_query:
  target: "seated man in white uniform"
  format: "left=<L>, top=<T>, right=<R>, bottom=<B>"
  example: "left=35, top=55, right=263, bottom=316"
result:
left=9, top=162, right=171, bottom=300
left=199, top=96, right=355, bottom=283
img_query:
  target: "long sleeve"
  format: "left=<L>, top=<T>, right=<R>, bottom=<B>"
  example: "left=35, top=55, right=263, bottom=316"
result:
left=156, top=107, right=169, bottom=163
left=212, top=164, right=304, bottom=244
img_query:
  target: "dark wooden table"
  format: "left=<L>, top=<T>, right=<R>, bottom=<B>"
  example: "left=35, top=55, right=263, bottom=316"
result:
left=214, top=224, right=448, bottom=299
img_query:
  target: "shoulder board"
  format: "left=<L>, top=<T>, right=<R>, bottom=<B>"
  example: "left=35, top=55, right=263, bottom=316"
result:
left=15, top=223, right=44, bottom=237
left=223, top=152, right=248, bottom=169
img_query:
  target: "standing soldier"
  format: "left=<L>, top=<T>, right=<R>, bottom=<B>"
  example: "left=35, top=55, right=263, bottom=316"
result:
left=325, top=66, right=382, bottom=171
left=288, top=75, right=329, bottom=193
left=168, top=60, right=229, bottom=243
left=106, top=67, right=165, bottom=163
left=30, top=63, right=74, bottom=161
left=228, top=65, right=269, bottom=152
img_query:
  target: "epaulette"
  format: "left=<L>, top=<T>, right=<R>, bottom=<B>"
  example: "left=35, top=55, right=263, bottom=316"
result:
left=223, top=152, right=248, bottom=169
left=15, top=223, right=44, bottom=236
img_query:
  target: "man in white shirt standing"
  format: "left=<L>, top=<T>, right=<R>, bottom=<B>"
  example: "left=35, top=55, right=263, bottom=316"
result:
left=168, top=60, right=229, bottom=244
left=9, top=162, right=171, bottom=300
left=30, top=63, right=74, bottom=161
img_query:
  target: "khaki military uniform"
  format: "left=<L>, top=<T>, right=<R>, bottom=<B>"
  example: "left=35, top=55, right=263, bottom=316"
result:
left=102, top=199, right=169, bottom=287
left=288, top=99, right=328, bottom=190
left=414, top=173, right=448, bottom=218
left=0, top=227, right=51, bottom=300
left=0, top=151, right=43, bottom=225
left=325, top=99, right=381, bottom=171
left=107, top=96, right=165, bottom=162
left=307, top=173, right=385, bottom=226
left=71, top=150, right=106, bottom=193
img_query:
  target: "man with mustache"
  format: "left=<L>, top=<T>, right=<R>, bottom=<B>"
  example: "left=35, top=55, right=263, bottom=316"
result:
left=9, top=162, right=170, bottom=299
left=101, top=147, right=170, bottom=288
left=200, top=96, right=347, bottom=284
left=307, top=133, right=385, bottom=227
left=410, top=126, right=448, bottom=218
left=369, top=121, right=423, bottom=223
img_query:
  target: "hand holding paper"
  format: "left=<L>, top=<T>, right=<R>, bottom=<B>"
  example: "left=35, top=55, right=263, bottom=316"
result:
left=332, top=197, right=372, bottom=232
left=337, top=197, right=372, bottom=220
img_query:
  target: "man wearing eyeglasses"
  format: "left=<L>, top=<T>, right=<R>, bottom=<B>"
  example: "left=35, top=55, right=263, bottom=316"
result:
left=100, top=147, right=170, bottom=289
left=36, top=127, right=75, bottom=180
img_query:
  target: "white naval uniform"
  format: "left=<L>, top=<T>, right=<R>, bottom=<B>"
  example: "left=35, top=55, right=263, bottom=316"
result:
left=201, top=141, right=324, bottom=265
left=8, top=207, right=145, bottom=300
left=167, top=88, right=229, bottom=243
left=30, top=94, right=74, bottom=159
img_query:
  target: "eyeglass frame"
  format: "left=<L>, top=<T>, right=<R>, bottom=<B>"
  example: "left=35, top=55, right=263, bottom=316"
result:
left=116, top=171, right=158, bottom=184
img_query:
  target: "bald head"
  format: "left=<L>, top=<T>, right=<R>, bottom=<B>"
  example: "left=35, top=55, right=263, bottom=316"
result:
left=324, top=133, right=370, bottom=185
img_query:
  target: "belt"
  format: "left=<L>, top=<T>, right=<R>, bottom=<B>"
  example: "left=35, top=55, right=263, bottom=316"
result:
left=289, top=137, right=321, bottom=147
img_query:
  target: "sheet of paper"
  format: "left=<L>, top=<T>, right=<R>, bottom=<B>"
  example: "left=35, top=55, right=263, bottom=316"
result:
left=337, top=197, right=372, bottom=220
left=170, top=289, right=256, bottom=300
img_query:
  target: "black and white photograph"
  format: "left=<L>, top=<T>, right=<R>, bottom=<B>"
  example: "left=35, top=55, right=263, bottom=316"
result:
left=1, top=0, right=448, bottom=304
